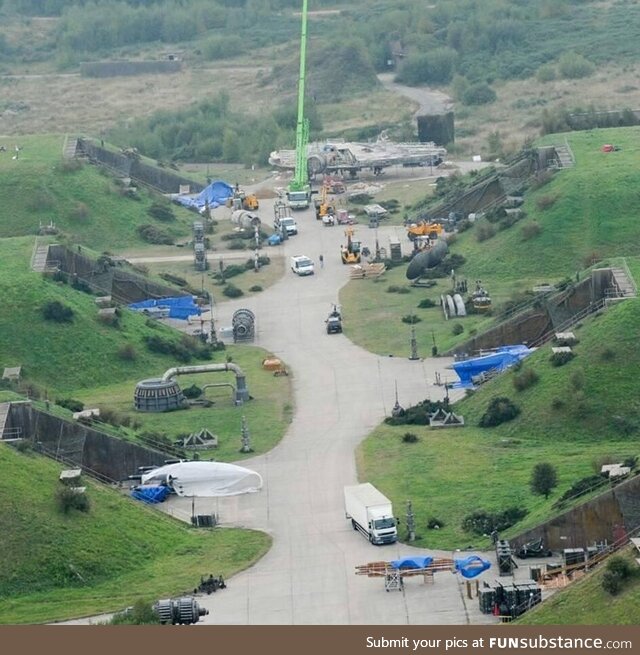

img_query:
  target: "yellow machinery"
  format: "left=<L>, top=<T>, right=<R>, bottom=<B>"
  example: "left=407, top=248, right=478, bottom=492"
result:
left=242, top=193, right=259, bottom=211
left=314, top=183, right=335, bottom=220
left=340, top=227, right=361, bottom=264
left=406, top=220, right=443, bottom=241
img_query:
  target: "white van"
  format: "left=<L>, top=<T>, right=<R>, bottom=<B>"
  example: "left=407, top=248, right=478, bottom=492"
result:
left=290, top=255, right=315, bottom=276
left=274, top=216, right=298, bottom=236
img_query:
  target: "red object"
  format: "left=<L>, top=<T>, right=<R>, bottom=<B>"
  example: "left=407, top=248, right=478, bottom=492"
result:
left=601, top=144, right=614, bottom=152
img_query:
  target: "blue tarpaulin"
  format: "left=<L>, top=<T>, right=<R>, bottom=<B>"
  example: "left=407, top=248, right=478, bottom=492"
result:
left=128, top=296, right=201, bottom=320
left=451, top=345, right=534, bottom=389
left=174, top=180, right=234, bottom=211
left=454, top=555, right=491, bottom=578
left=390, top=556, right=434, bottom=569
left=131, top=485, right=170, bottom=503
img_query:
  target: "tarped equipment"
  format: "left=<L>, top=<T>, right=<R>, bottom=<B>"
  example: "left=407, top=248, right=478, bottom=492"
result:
left=390, top=556, right=434, bottom=569
left=128, top=296, right=201, bottom=320
left=131, top=485, right=170, bottom=503
left=141, top=461, right=263, bottom=497
left=174, top=180, right=234, bottom=210
left=451, top=344, right=534, bottom=388
left=454, top=555, right=491, bottom=578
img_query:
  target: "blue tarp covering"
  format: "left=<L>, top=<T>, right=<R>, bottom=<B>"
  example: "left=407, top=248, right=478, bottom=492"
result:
left=174, top=180, right=234, bottom=210
left=128, top=296, right=201, bottom=320
left=131, top=485, right=170, bottom=504
left=454, top=556, right=491, bottom=579
left=451, top=345, right=534, bottom=389
left=390, top=556, right=434, bottom=569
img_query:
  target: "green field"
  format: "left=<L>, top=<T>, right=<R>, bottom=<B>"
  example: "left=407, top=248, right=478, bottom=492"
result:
left=0, top=444, right=270, bottom=624
left=358, top=299, right=640, bottom=550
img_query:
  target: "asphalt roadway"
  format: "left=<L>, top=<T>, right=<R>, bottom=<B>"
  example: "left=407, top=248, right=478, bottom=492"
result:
left=155, top=200, right=503, bottom=626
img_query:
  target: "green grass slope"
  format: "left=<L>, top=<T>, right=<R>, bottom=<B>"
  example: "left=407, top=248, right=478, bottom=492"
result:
left=518, top=547, right=640, bottom=625
left=0, top=236, right=292, bottom=459
left=0, top=444, right=270, bottom=624
left=342, top=127, right=640, bottom=357
left=0, top=135, right=192, bottom=251
left=357, top=298, right=640, bottom=550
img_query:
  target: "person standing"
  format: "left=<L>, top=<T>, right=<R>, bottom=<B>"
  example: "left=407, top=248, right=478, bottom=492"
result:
left=319, top=254, right=324, bottom=268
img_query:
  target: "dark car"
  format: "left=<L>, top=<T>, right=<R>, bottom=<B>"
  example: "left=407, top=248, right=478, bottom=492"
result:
left=326, top=316, right=342, bottom=334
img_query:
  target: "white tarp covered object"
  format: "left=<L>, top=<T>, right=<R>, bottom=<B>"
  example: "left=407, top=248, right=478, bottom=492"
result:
left=141, top=461, right=263, bottom=497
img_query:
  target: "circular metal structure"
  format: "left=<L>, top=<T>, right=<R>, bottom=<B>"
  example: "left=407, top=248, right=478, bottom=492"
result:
left=134, top=377, right=187, bottom=412
left=405, top=239, right=448, bottom=280
left=232, top=308, right=255, bottom=343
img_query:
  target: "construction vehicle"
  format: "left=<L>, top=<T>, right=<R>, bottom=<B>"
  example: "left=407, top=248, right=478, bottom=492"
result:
left=325, top=304, right=342, bottom=334
left=286, top=0, right=312, bottom=210
left=406, top=220, right=444, bottom=241
left=340, top=227, right=361, bottom=264
left=314, top=183, right=335, bottom=221
left=344, top=483, right=397, bottom=545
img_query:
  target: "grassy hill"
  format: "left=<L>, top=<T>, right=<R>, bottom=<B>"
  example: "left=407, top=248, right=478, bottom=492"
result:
left=518, top=547, right=640, bottom=625
left=0, top=135, right=193, bottom=251
left=357, top=298, right=640, bottom=550
left=0, top=236, right=292, bottom=460
left=342, top=127, right=640, bottom=357
left=0, top=444, right=270, bottom=624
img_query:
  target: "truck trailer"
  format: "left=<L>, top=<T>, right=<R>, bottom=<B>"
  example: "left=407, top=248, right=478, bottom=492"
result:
left=344, top=483, right=398, bottom=545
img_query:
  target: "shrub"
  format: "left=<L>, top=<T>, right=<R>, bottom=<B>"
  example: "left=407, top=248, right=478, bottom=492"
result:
left=611, top=415, right=638, bottom=436
left=249, top=285, right=263, bottom=292
left=607, top=556, right=634, bottom=580
left=535, top=194, right=558, bottom=211
left=98, top=311, right=120, bottom=327
left=553, top=475, right=606, bottom=508
left=569, top=368, right=585, bottom=391
left=147, top=201, right=175, bottom=222
left=401, top=314, right=421, bottom=324
left=226, top=240, right=246, bottom=250
left=558, top=52, right=595, bottom=79
left=462, top=82, right=496, bottom=106
left=479, top=397, right=520, bottom=428
left=530, top=462, right=558, bottom=498
left=384, top=398, right=446, bottom=426
left=476, top=223, right=496, bottom=242
left=461, top=506, right=528, bottom=535
left=56, top=486, right=90, bottom=514
left=601, top=570, right=623, bottom=595
left=397, top=287, right=411, bottom=294
left=71, top=278, right=93, bottom=294
left=550, top=351, right=575, bottom=367
left=56, top=398, right=84, bottom=412
left=427, top=517, right=445, bottom=530
left=137, top=224, right=174, bottom=245
left=42, top=300, right=74, bottom=323
left=109, top=599, right=160, bottom=625
left=387, top=285, right=401, bottom=293
left=182, top=384, right=203, bottom=399
left=417, top=298, right=436, bottom=308
left=144, top=335, right=192, bottom=362
left=223, top=284, right=244, bottom=298
left=536, top=64, right=557, bottom=82
left=117, top=344, right=137, bottom=361
left=521, top=222, right=542, bottom=241
left=513, top=368, right=539, bottom=391
left=451, top=323, right=464, bottom=336
left=402, top=432, right=419, bottom=443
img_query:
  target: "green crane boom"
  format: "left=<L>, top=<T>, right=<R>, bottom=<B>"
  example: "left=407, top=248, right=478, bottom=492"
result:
left=287, top=0, right=310, bottom=201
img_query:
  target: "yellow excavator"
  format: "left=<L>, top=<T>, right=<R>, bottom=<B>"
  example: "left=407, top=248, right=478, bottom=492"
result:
left=406, top=220, right=443, bottom=241
left=314, top=183, right=335, bottom=220
left=340, top=227, right=361, bottom=264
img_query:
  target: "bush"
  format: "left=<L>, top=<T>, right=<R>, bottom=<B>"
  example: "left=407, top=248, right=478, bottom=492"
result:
left=402, top=432, right=419, bottom=443
left=535, top=194, right=558, bottom=211
left=222, top=284, right=244, bottom=298
left=71, top=278, right=93, bottom=294
left=536, top=64, right=557, bottom=82
left=530, top=462, right=558, bottom=498
left=109, top=599, right=160, bottom=625
left=249, top=285, right=263, bottom=292
left=462, top=82, right=496, bottom=106
left=401, top=314, right=421, bottom=324
left=384, top=398, right=447, bottom=426
left=461, top=506, right=528, bottom=535
left=144, top=335, right=192, bottom=362
left=56, top=486, right=90, bottom=514
left=553, top=475, right=606, bottom=508
left=551, top=397, right=564, bottom=410
left=397, top=287, right=411, bottom=294
left=476, top=223, right=496, bottom=242
left=607, top=556, right=634, bottom=580
left=226, top=240, right=246, bottom=250
left=56, top=398, right=84, bottom=412
left=513, top=368, right=539, bottom=391
left=479, top=397, right=520, bottom=428
left=147, top=201, right=176, bottom=222
left=417, top=298, right=436, bottom=308
left=182, top=384, right=202, bottom=399
left=569, top=368, right=585, bottom=391
left=42, top=300, right=74, bottom=323
left=117, top=344, right=137, bottom=361
left=137, top=224, right=174, bottom=245
left=550, top=351, right=575, bottom=367
left=98, top=311, right=120, bottom=328
left=451, top=323, right=464, bottom=336
left=601, top=570, right=624, bottom=596
left=387, top=285, right=402, bottom=293
left=558, top=52, right=595, bottom=79
left=521, top=222, right=542, bottom=241
left=427, top=517, right=445, bottom=530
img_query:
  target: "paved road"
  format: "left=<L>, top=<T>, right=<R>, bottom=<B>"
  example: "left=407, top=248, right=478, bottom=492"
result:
left=151, top=200, right=501, bottom=626
left=377, top=73, right=453, bottom=117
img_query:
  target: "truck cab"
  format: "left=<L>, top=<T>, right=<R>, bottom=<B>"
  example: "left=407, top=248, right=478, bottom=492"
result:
left=286, top=190, right=311, bottom=210
left=344, top=483, right=398, bottom=545
left=274, top=216, right=298, bottom=236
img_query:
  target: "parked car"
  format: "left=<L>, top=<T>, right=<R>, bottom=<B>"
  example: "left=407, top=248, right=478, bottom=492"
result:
left=290, top=255, right=315, bottom=276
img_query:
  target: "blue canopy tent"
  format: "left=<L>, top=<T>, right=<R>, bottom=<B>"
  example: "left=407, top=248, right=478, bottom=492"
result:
left=174, top=180, right=234, bottom=211
left=128, top=296, right=201, bottom=320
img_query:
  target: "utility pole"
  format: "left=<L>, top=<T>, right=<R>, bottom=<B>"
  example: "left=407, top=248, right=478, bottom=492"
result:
left=406, top=500, right=416, bottom=542
left=409, top=325, right=419, bottom=360
left=240, top=415, right=253, bottom=453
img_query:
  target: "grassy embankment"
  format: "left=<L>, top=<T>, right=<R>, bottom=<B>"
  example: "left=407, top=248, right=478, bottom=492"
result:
left=0, top=444, right=270, bottom=624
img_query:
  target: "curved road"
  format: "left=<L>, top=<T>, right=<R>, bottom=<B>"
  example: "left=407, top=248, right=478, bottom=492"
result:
left=153, top=201, right=498, bottom=626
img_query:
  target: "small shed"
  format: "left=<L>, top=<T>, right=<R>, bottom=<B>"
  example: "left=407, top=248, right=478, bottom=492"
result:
left=2, top=366, right=21, bottom=382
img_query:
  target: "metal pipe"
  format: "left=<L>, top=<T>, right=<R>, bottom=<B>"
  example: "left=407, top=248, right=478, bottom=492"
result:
left=161, top=363, right=249, bottom=405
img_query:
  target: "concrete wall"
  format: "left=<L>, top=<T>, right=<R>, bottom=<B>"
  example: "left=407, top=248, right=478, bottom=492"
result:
left=511, top=474, right=640, bottom=551
left=5, top=402, right=166, bottom=482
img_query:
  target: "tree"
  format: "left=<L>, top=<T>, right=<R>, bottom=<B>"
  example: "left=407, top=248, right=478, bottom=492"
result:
left=530, top=462, right=558, bottom=499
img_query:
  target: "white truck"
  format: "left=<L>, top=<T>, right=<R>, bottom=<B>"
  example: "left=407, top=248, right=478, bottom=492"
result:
left=344, top=483, right=398, bottom=545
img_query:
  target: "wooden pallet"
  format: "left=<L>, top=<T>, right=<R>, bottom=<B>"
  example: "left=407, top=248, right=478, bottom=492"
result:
left=350, top=263, right=386, bottom=279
